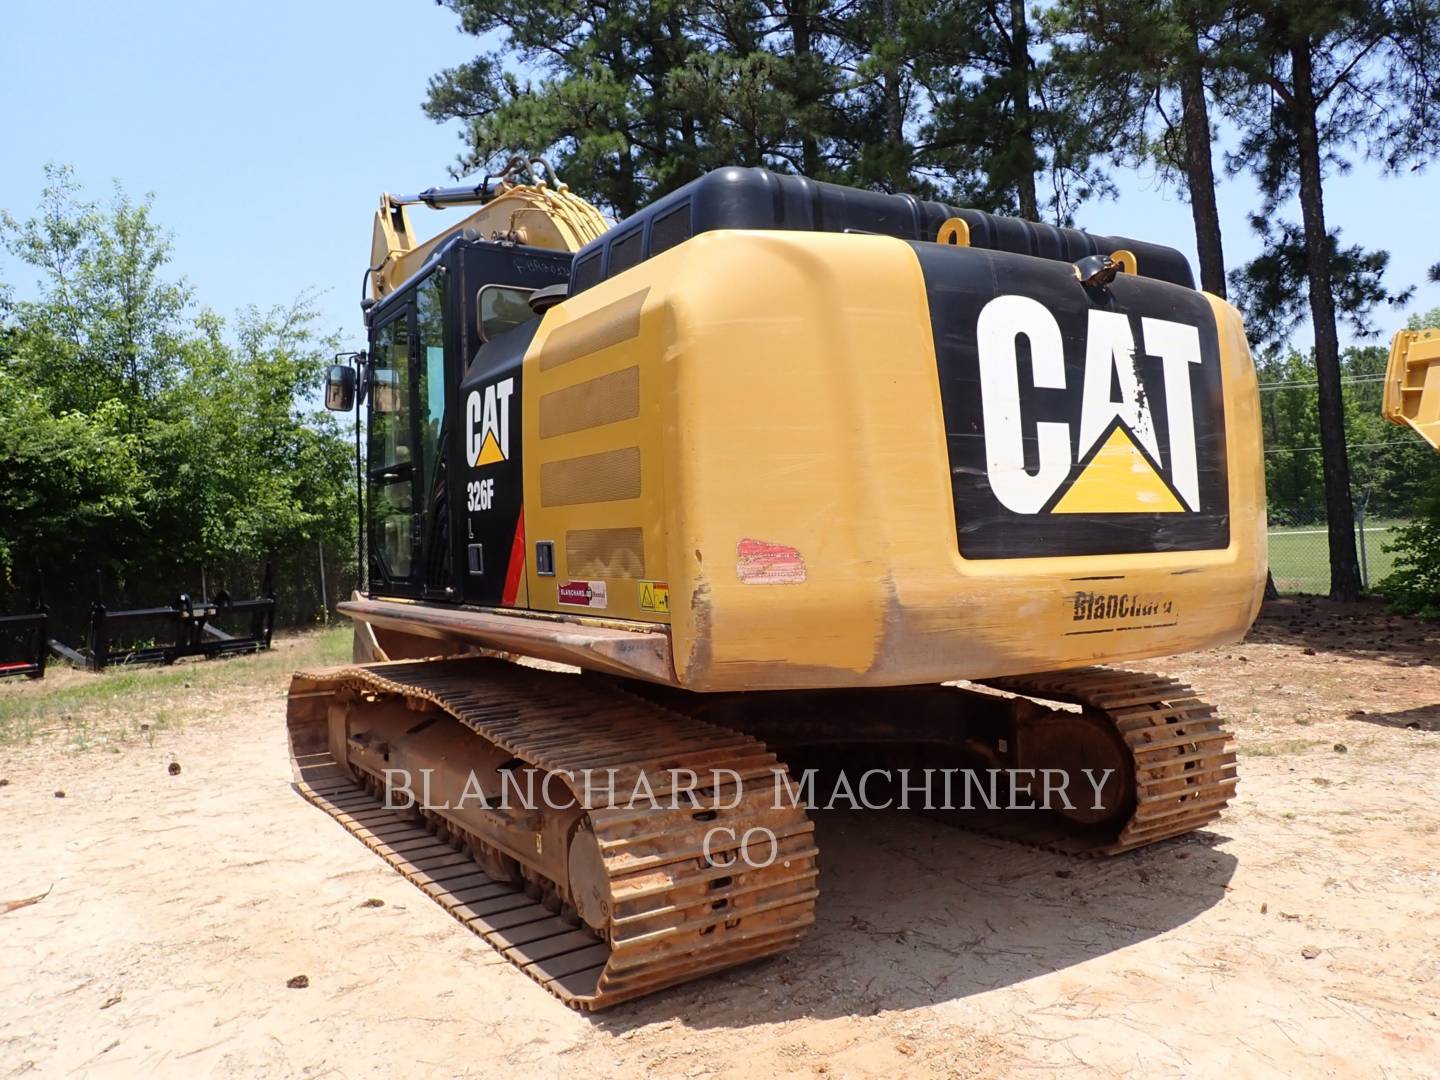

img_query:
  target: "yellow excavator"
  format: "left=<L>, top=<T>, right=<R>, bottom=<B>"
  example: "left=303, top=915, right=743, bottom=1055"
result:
left=286, top=157, right=1266, bottom=1009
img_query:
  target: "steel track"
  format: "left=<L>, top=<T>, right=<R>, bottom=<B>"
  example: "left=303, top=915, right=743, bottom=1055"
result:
left=286, top=658, right=818, bottom=1010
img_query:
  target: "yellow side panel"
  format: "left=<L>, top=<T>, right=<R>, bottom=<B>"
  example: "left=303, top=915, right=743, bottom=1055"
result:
left=660, top=234, right=932, bottom=679
left=522, top=286, right=670, bottom=623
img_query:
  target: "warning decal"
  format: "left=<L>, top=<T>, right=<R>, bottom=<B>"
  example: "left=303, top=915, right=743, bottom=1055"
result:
left=639, top=580, right=670, bottom=613
left=557, top=580, right=607, bottom=609
left=736, top=539, right=807, bottom=585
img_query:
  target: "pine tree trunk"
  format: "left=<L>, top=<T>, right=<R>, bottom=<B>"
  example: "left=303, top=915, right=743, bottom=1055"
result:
left=1290, top=38, right=1361, bottom=601
left=1178, top=26, right=1225, bottom=298
left=1009, top=0, right=1039, bottom=220
left=617, top=141, right=638, bottom=219
left=669, top=10, right=700, bottom=187
left=881, top=0, right=904, bottom=149
left=791, top=0, right=821, bottom=177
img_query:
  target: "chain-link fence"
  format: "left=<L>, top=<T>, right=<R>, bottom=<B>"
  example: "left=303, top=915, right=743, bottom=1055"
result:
left=1261, top=370, right=1438, bottom=595
left=4, top=541, right=358, bottom=656
left=1264, top=450, right=1410, bottom=594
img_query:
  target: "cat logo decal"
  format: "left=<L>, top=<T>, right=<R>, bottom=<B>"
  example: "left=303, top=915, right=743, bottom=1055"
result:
left=976, top=295, right=1204, bottom=516
left=466, top=377, right=515, bottom=467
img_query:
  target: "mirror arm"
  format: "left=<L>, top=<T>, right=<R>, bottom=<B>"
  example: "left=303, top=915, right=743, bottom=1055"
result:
left=333, top=350, right=370, bottom=408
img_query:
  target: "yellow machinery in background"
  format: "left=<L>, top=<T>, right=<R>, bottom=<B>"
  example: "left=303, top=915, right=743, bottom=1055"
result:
left=1385, top=326, right=1440, bottom=450
left=288, top=162, right=1265, bottom=1009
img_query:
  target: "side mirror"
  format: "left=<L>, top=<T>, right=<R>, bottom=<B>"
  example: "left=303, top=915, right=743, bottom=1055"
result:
left=324, top=364, right=357, bottom=411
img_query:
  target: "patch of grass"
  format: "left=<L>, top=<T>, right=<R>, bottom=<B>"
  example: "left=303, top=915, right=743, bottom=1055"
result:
left=0, top=625, right=351, bottom=749
left=1242, top=737, right=1329, bottom=757
left=1268, top=520, right=1406, bottom=595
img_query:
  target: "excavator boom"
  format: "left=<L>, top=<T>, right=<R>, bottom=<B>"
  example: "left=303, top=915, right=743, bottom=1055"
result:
left=368, top=157, right=608, bottom=299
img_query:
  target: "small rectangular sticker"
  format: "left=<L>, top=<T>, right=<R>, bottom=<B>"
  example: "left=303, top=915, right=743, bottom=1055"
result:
left=557, top=580, right=607, bottom=609
left=639, top=580, right=669, bottom=613
left=736, top=539, right=807, bottom=585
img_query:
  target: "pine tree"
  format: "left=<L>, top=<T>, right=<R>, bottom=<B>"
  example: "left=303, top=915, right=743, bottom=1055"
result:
left=425, top=0, right=709, bottom=216
left=918, top=0, right=1114, bottom=222
left=426, top=0, right=857, bottom=212
left=1216, top=0, right=1440, bottom=600
left=1050, top=0, right=1231, bottom=294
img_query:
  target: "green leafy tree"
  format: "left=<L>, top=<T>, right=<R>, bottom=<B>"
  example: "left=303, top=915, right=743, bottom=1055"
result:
left=1258, top=339, right=1436, bottom=525
left=1, top=164, right=191, bottom=425
left=148, top=300, right=354, bottom=569
left=0, top=168, right=356, bottom=630
left=0, top=369, right=146, bottom=584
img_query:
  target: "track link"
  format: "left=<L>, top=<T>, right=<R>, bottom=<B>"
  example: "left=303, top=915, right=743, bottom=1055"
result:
left=984, top=667, right=1237, bottom=855
left=285, top=658, right=818, bottom=1011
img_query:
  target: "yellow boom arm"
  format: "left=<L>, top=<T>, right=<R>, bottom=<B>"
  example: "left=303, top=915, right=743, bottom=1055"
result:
left=368, top=158, right=608, bottom=299
left=1383, top=326, right=1440, bottom=451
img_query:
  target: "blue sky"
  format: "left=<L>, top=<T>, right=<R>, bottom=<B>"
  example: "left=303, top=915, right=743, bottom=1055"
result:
left=4, top=0, right=1438, bottom=355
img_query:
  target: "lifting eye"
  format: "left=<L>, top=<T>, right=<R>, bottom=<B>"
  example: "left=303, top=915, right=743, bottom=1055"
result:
left=936, top=217, right=971, bottom=246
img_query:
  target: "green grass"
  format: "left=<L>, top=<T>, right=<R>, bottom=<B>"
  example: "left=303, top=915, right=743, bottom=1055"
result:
left=1242, top=737, right=1329, bottom=757
left=0, top=624, right=351, bottom=750
left=1267, top=519, right=1407, bottom=595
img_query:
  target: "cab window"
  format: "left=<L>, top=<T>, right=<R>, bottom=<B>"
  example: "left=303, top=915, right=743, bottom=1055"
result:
left=367, top=313, right=414, bottom=580
left=478, top=285, right=534, bottom=342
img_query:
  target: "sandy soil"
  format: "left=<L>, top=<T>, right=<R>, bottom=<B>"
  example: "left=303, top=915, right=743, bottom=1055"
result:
left=2, top=599, right=1439, bottom=1079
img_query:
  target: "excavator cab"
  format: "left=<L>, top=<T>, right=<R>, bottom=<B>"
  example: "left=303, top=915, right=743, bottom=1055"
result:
left=355, top=239, right=571, bottom=602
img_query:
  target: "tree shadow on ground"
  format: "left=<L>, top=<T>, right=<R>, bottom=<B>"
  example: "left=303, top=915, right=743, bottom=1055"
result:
left=590, top=808, right=1236, bottom=1031
left=1245, top=597, right=1440, bottom=669
left=1346, top=703, right=1440, bottom=731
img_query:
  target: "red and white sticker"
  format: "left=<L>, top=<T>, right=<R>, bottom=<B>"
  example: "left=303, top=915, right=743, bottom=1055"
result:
left=557, top=579, right=608, bottom=608
left=736, top=539, right=807, bottom=585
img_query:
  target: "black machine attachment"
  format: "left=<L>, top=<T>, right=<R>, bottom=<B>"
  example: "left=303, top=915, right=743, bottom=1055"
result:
left=0, top=572, right=49, bottom=680
left=85, top=566, right=276, bottom=672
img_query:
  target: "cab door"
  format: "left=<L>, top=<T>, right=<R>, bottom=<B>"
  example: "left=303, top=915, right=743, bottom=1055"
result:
left=367, top=270, right=454, bottom=600
left=366, top=301, right=422, bottom=596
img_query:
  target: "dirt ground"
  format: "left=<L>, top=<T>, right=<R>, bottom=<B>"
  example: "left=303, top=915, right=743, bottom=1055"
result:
left=2, top=599, right=1439, bottom=1079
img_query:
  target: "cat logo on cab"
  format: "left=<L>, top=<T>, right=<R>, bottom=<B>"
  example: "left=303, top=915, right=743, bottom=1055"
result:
left=467, top=377, right=514, bottom=467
